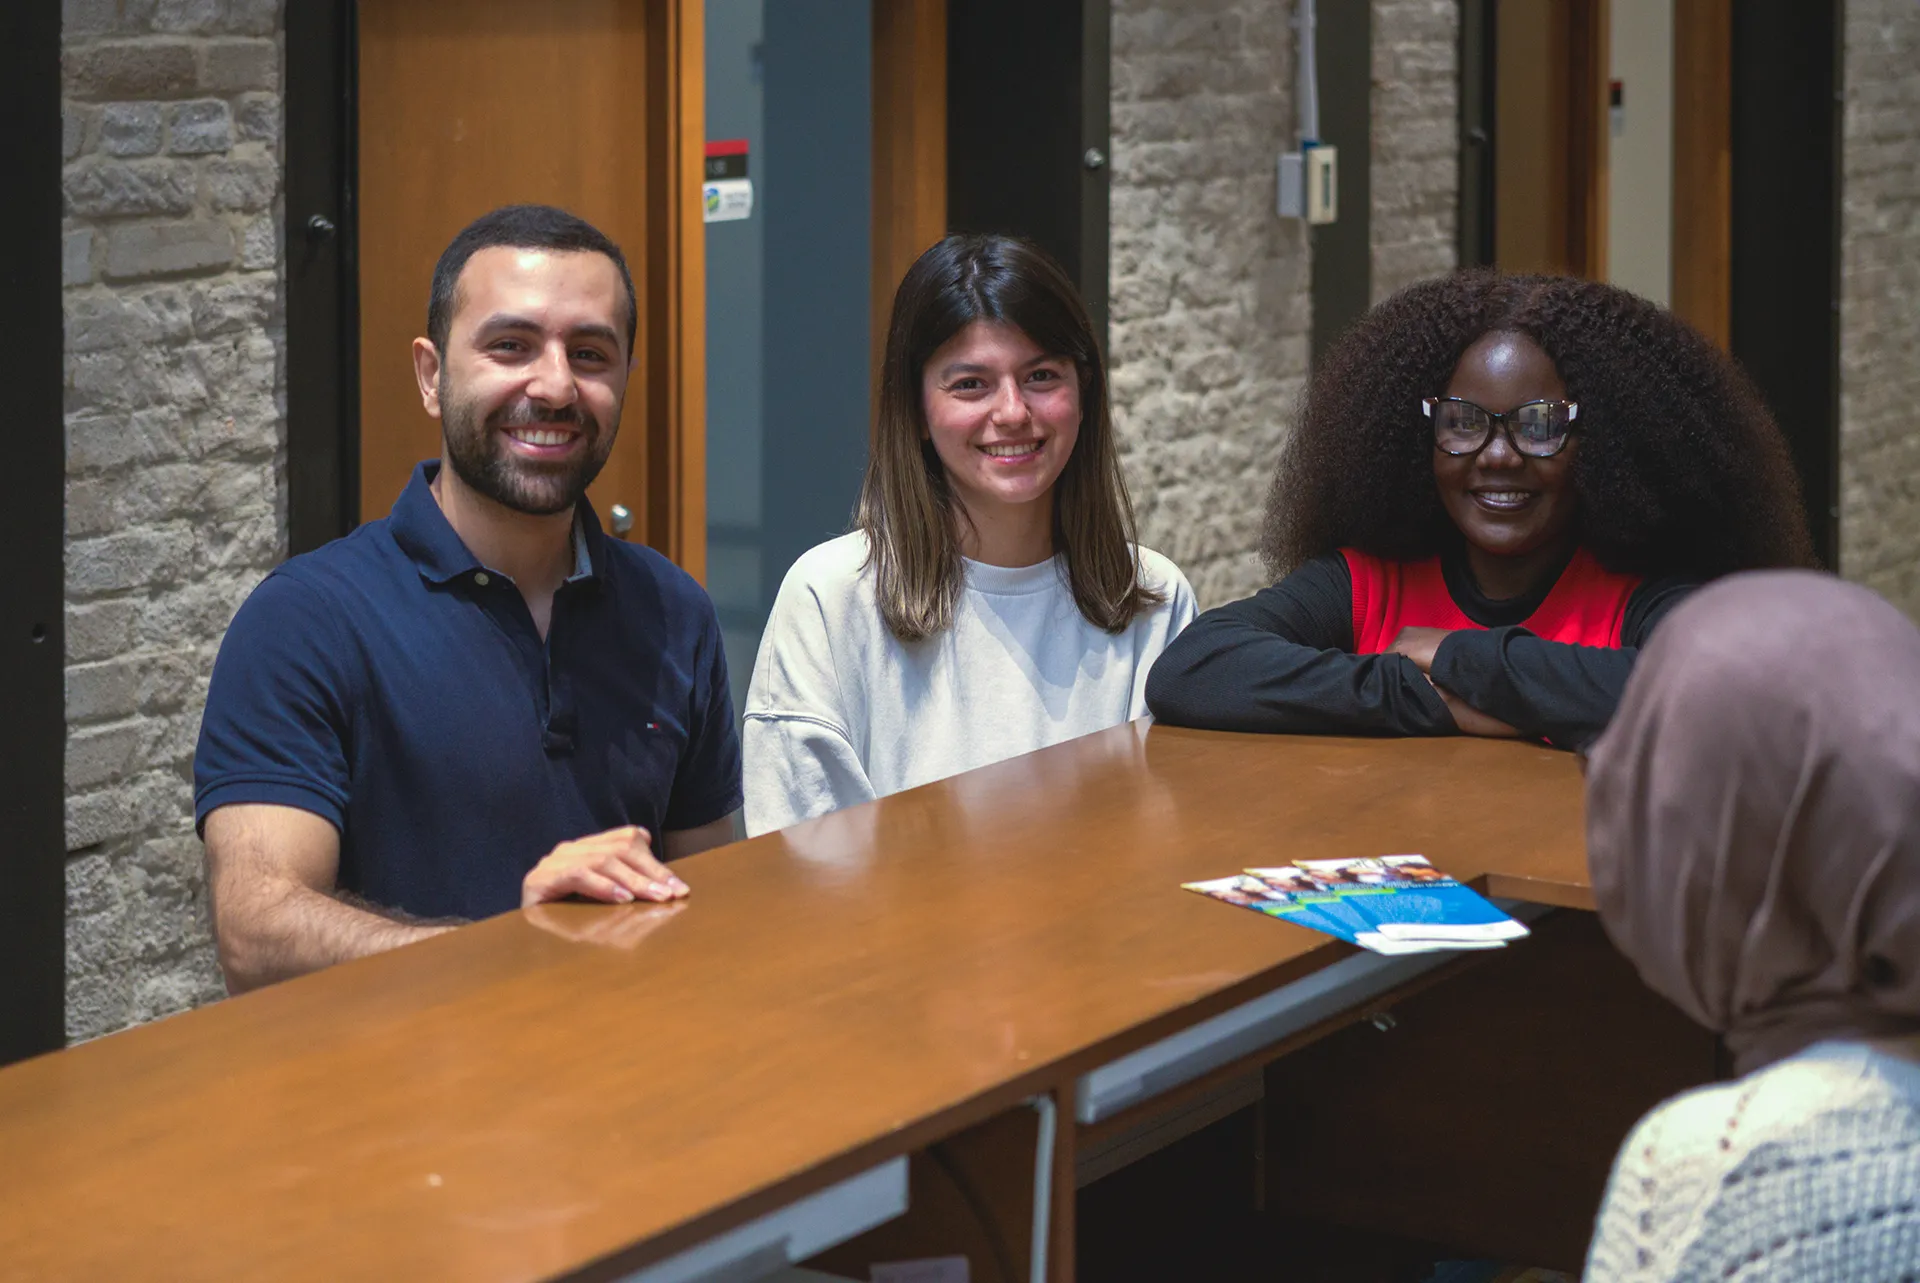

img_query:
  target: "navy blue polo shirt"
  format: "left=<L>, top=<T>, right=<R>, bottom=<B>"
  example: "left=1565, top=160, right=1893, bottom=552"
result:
left=194, top=461, right=743, bottom=921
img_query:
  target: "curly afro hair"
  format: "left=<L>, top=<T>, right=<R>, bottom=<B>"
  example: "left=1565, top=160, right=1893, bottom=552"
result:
left=1261, top=271, right=1816, bottom=580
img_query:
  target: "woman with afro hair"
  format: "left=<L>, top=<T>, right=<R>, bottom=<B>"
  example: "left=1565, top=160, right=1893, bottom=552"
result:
left=1144, top=271, right=1815, bottom=750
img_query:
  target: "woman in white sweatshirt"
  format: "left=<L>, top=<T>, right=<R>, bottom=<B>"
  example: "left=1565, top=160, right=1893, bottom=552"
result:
left=743, top=233, right=1196, bottom=836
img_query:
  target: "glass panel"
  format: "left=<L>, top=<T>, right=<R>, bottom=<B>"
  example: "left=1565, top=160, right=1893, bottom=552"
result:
left=704, top=0, right=768, bottom=713
left=705, top=0, right=873, bottom=721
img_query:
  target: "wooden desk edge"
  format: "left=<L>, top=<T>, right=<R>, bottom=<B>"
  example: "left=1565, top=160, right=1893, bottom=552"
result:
left=561, top=1076, right=1070, bottom=1282
left=1481, top=872, right=1596, bottom=912
left=571, top=872, right=1602, bottom=1279
left=1075, top=946, right=1507, bottom=1149
left=562, top=937, right=1406, bottom=1280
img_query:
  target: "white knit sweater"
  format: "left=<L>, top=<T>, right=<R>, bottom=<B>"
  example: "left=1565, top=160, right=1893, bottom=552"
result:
left=1586, top=1040, right=1920, bottom=1282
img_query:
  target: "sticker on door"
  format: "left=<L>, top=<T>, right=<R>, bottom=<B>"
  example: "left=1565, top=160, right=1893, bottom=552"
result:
left=705, top=139, right=753, bottom=222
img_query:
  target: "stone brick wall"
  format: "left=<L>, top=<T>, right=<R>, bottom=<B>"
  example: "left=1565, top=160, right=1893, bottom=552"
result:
left=1108, top=0, right=1311, bottom=607
left=1107, top=0, right=1460, bottom=607
left=1839, top=0, right=1920, bottom=618
left=1370, top=0, right=1458, bottom=302
left=60, top=0, right=285, bottom=1040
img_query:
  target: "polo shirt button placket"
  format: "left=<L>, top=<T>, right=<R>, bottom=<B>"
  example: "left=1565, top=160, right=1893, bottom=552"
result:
left=543, top=588, right=578, bottom=757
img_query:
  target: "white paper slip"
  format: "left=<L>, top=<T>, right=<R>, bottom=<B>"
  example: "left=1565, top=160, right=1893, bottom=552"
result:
left=1355, top=932, right=1508, bottom=955
left=1374, top=919, right=1531, bottom=942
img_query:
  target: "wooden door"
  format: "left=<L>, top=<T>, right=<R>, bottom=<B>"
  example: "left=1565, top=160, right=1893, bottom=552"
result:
left=870, top=0, right=947, bottom=393
left=1671, top=0, right=1732, bottom=348
left=1493, top=0, right=1609, bottom=278
left=356, top=0, right=707, bottom=576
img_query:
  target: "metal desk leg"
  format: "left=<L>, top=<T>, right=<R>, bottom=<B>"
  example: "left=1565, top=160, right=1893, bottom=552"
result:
left=1027, top=1094, right=1057, bottom=1283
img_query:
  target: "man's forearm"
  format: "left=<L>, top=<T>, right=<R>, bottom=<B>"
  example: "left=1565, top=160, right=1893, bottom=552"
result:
left=218, top=882, right=457, bottom=993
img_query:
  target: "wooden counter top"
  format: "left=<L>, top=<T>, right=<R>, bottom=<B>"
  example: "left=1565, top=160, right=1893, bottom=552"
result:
left=0, top=726, right=1588, bottom=1281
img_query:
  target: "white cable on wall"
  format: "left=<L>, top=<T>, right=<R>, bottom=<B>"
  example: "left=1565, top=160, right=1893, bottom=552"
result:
left=1278, top=0, right=1335, bottom=222
left=1296, top=0, right=1321, bottom=145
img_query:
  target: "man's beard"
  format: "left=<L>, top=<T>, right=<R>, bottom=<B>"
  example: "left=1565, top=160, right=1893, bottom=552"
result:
left=439, top=377, right=619, bottom=516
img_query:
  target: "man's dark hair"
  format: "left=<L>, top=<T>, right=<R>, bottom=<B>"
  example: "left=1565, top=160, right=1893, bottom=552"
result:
left=1262, top=270, right=1817, bottom=580
left=426, top=204, right=638, bottom=355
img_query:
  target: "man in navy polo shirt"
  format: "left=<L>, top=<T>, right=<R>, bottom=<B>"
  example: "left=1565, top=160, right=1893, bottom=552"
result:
left=194, top=205, right=742, bottom=993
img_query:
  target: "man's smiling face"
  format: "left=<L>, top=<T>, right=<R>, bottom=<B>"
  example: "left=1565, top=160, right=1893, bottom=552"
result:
left=426, top=246, right=632, bottom=516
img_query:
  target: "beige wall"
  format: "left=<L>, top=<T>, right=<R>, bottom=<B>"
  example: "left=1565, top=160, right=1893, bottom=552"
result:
left=1606, top=0, right=1675, bottom=305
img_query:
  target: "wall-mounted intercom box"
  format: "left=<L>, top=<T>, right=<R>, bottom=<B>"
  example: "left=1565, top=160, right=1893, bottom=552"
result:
left=1278, top=144, right=1338, bottom=224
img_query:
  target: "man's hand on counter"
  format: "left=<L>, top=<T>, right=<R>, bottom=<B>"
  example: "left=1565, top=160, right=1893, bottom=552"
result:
left=522, top=826, right=691, bottom=907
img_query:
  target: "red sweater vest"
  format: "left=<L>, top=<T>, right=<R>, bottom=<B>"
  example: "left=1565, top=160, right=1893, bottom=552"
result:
left=1340, top=547, right=1642, bottom=654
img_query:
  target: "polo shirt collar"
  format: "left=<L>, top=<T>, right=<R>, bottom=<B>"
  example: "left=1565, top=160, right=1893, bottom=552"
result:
left=388, top=460, right=608, bottom=587
left=568, top=505, right=605, bottom=583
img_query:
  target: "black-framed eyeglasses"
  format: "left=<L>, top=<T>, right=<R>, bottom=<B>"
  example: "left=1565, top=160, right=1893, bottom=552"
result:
left=1422, top=396, right=1580, bottom=458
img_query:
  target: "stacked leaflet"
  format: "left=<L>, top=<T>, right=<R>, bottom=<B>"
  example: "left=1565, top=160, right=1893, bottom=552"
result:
left=1181, top=855, right=1528, bottom=956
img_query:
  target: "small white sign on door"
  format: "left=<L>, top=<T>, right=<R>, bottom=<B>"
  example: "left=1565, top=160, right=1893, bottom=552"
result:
left=704, top=139, right=754, bottom=223
left=704, top=178, right=753, bottom=223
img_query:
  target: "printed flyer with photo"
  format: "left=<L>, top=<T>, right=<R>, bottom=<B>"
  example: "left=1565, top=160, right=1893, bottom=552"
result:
left=1293, top=856, right=1531, bottom=942
left=1180, top=875, right=1363, bottom=943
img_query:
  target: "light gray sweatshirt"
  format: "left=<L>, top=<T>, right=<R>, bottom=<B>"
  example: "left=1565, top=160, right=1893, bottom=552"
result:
left=743, top=531, right=1196, bottom=837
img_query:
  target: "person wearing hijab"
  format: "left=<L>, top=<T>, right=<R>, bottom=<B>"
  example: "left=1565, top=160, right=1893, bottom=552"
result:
left=1582, top=572, right=1920, bottom=1281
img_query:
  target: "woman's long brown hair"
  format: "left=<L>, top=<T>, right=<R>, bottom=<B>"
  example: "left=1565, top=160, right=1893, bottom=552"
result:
left=857, top=233, right=1162, bottom=642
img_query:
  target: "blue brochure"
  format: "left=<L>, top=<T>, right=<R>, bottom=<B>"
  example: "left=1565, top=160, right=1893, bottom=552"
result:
left=1290, top=855, right=1529, bottom=942
left=1240, top=867, right=1390, bottom=943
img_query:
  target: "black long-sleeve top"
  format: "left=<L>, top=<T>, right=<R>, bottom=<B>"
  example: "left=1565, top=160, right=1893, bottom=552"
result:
left=1144, top=545, right=1697, bottom=751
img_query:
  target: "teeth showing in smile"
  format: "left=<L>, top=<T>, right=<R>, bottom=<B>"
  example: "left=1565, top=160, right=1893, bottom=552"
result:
left=508, top=427, right=575, bottom=448
left=981, top=442, right=1041, bottom=458
left=1475, top=491, right=1531, bottom=504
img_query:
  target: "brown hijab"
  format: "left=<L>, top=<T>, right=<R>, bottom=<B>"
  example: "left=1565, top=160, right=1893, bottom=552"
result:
left=1586, top=571, right=1920, bottom=1074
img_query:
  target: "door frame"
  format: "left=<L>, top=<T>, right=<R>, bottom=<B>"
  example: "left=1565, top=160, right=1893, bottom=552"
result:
left=1480, top=0, right=1610, bottom=279
left=1670, top=0, right=1732, bottom=349
left=945, top=0, right=1111, bottom=345
left=1457, top=0, right=1497, bottom=269
left=283, top=0, right=708, bottom=577
left=1309, top=0, right=1372, bottom=367
left=0, top=0, right=65, bottom=1066
left=285, top=0, right=359, bottom=558
left=1729, top=0, right=1841, bottom=568
left=870, top=0, right=948, bottom=392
